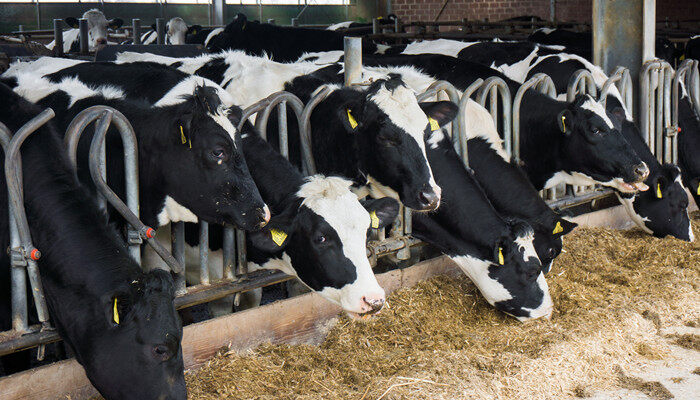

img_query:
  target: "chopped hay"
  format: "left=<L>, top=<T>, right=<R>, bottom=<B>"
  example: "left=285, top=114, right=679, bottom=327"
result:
left=186, top=215, right=700, bottom=399
left=666, top=334, right=700, bottom=352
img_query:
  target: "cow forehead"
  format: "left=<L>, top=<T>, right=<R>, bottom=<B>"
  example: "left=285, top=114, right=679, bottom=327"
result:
left=168, top=18, right=187, bottom=34
left=580, top=97, right=614, bottom=129
left=83, top=10, right=108, bottom=27
left=369, top=84, right=429, bottom=144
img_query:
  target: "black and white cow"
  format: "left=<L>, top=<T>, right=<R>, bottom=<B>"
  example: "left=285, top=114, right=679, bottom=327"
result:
left=2, top=58, right=269, bottom=232
left=527, top=53, right=694, bottom=241
left=114, top=51, right=444, bottom=212
left=137, top=18, right=192, bottom=45
left=413, top=102, right=553, bottom=321
left=334, top=53, right=649, bottom=195
left=326, top=14, right=397, bottom=35
left=678, top=82, right=700, bottom=209
left=298, top=59, right=578, bottom=271
left=160, top=122, right=401, bottom=318
left=204, top=13, right=379, bottom=62
left=47, top=9, right=123, bottom=53
left=685, top=35, right=700, bottom=62
left=0, top=83, right=186, bottom=399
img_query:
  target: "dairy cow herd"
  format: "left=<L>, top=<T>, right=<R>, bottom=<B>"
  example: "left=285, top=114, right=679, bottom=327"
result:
left=1, top=9, right=698, bottom=400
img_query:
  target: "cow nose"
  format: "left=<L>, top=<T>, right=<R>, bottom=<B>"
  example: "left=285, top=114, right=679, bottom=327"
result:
left=634, top=162, right=650, bottom=181
left=418, top=189, right=440, bottom=211
left=95, top=37, right=107, bottom=45
left=257, top=206, right=270, bottom=227
left=361, top=295, right=385, bottom=313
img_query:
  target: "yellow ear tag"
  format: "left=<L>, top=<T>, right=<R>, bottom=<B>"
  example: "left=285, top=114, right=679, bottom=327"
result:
left=370, top=211, right=380, bottom=229
left=113, top=297, right=119, bottom=325
left=553, top=221, right=563, bottom=234
left=656, top=183, right=663, bottom=199
left=697, top=183, right=700, bottom=196
left=680, top=54, right=686, bottom=61
left=347, top=109, right=358, bottom=130
left=498, top=247, right=504, bottom=265
left=561, top=115, right=567, bottom=133
left=428, top=117, right=440, bottom=131
left=270, top=229, right=287, bottom=247
left=179, top=125, right=192, bottom=149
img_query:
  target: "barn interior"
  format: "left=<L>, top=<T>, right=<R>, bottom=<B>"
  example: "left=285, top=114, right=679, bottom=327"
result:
left=0, top=1, right=699, bottom=399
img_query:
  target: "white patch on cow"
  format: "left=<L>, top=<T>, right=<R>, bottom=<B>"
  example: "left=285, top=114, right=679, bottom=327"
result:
left=298, top=175, right=385, bottom=314
left=615, top=192, right=654, bottom=234
left=4, top=56, right=85, bottom=77
left=363, top=64, right=435, bottom=94
left=581, top=96, right=615, bottom=128
left=368, top=82, right=440, bottom=195
left=9, top=72, right=124, bottom=108
left=462, top=99, right=509, bottom=160
left=375, top=44, right=391, bottom=54
left=366, top=175, right=401, bottom=201
left=251, top=253, right=298, bottom=278
left=519, top=273, right=553, bottom=321
left=449, top=255, right=512, bottom=304
left=426, top=128, right=446, bottom=150
left=47, top=29, right=81, bottom=53
left=543, top=171, right=597, bottom=189
left=157, top=196, right=198, bottom=226
left=153, top=75, right=234, bottom=107
left=326, top=21, right=353, bottom=30
left=297, top=50, right=344, bottom=64
left=534, top=27, right=555, bottom=35
left=493, top=47, right=540, bottom=82
left=515, top=230, right=539, bottom=262
left=208, top=106, right=239, bottom=147
left=402, top=38, right=477, bottom=58
left=204, top=27, right=224, bottom=47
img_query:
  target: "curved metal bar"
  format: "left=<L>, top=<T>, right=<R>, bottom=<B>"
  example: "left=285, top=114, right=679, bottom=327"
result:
left=599, top=66, right=633, bottom=112
left=474, top=77, right=512, bottom=158
left=672, top=60, right=697, bottom=164
left=640, top=59, right=675, bottom=162
left=85, top=116, right=183, bottom=274
left=5, top=109, right=56, bottom=329
left=455, top=79, right=485, bottom=167
left=299, top=85, right=332, bottom=175
left=566, top=69, right=597, bottom=103
left=253, top=91, right=306, bottom=160
left=64, top=105, right=143, bottom=263
left=512, top=73, right=556, bottom=164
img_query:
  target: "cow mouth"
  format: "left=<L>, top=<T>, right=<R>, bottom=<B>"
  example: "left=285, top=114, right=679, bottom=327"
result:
left=346, top=308, right=383, bottom=321
left=617, top=181, right=649, bottom=193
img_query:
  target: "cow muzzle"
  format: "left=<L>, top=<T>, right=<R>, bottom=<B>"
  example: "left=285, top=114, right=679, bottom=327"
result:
left=347, top=293, right=386, bottom=320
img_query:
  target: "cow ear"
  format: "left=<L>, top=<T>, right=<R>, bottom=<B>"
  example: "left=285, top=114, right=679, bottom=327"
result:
left=175, top=110, right=194, bottom=146
left=338, top=103, right=362, bottom=133
left=552, top=218, right=577, bottom=236
left=187, top=24, right=202, bottom=35
left=493, top=237, right=509, bottom=266
left=248, top=207, right=296, bottom=252
left=557, top=109, right=573, bottom=135
left=65, top=17, right=79, bottom=29
left=109, top=18, right=124, bottom=29
left=102, top=291, right=131, bottom=328
left=362, top=197, right=400, bottom=230
left=151, top=23, right=157, bottom=31
left=419, top=101, right=459, bottom=129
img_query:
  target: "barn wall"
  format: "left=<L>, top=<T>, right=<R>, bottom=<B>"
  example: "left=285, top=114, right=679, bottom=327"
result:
left=388, top=0, right=700, bottom=23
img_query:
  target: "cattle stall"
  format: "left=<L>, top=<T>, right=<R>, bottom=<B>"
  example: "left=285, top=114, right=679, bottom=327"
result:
left=1, top=2, right=700, bottom=400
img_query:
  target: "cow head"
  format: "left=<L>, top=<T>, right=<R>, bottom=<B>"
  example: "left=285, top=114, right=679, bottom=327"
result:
left=83, top=269, right=186, bottom=400
left=453, top=220, right=553, bottom=321
left=249, top=177, right=399, bottom=318
left=555, top=95, right=648, bottom=192
left=165, top=17, right=188, bottom=45
left=339, top=79, right=457, bottom=211
left=532, top=216, right=577, bottom=273
left=155, top=85, right=269, bottom=230
left=65, top=9, right=123, bottom=51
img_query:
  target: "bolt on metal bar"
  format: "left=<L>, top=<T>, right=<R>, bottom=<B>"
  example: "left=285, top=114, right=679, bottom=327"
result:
left=474, top=77, right=511, bottom=158
left=4, top=109, right=56, bottom=331
left=78, top=18, right=88, bottom=54
left=52, top=19, right=63, bottom=57
left=156, top=18, right=166, bottom=45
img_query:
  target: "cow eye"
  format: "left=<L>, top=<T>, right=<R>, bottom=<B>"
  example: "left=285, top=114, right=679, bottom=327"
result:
left=210, top=148, right=227, bottom=162
left=377, top=135, right=400, bottom=146
left=592, top=128, right=603, bottom=136
left=314, top=235, right=326, bottom=244
left=152, top=344, right=172, bottom=361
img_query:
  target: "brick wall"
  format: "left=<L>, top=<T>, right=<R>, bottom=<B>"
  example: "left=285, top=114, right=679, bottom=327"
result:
left=390, top=0, right=700, bottom=24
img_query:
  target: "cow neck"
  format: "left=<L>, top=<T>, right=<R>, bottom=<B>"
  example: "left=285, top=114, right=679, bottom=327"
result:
left=241, top=127, right=305, bottom=212
left=425, top=136, right=508, bottom=253
left=518, top=91, right=567, bottom=190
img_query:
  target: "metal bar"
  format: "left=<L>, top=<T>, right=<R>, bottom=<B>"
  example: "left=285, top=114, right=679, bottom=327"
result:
left=458, top=79, right=486, bottom=167
left=156, top=18, right=166, bottom=45
left=267, top=19, right=275, bottom=25
left=373, top=18, right=380, bottom=35
left=512, top=73, right=555, bottom=164
left=53, top=19, right=63, bottom=57
left=566, top=69, right=597, bottom=102
left=344, top=37, right=362, bottom=87
left=171, top=222, right=186, bottom=294
left=199, top=221, right=209, bottom=285
left=5, top=109, right=56, bottom=329
left=132, top=18, right=141, bottom=45
left=277, top=101, right=288, bottom=159
left=299, top=86, right=330, bottom=175
left=78, top=18, right=88, bottom=54
left=0, top=123, right=28, bottom=333
left=291, top=18, right=299, bottom=27
left=222, top=225, right=235, bottom=280
left=474, top=77, right=511, bottom=158
left=235, top=228, right=247, bottom=276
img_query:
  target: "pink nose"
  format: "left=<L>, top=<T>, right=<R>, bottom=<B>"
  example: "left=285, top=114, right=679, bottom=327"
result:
left=95, top=38, right=107, bottom=45
left=262, top=205, right=271, bottom=224
left=360, top=294, right=385, bottom=313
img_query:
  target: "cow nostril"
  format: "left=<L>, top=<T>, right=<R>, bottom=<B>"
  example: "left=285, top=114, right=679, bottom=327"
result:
left=634, top=163, right=650, bottom=180
left=257, top=206, right=270, bottom=226
left=96, top=38, right=107, bottom=45
left=419, top=190, right=439, bottom=209
left=362, top=296, right=385, bottom=312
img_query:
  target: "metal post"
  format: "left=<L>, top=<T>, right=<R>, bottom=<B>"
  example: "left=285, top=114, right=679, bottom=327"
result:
left=171, top=222, right=186, bottom=294
left=199, top=222, right=209, bottom=285
left=291, top=18, right=299, bottom=27
left=212, top=0, right=225, bottom=26
left=53, top=19, right=63, bottom=57
left=267, top=19, right=275, bottom=25
left=344, top=37, right=362, bottom=87
left=78, top=18, right=88, bottom=54
left=132, top=18, right=141, bottom=45
left=156, top=18, right=165, bottom=45
left=474, top=77, right=512, bottom=158
left=372, top=18, right=380, bottom=34
left=222, top=226, right=235, bottom=280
